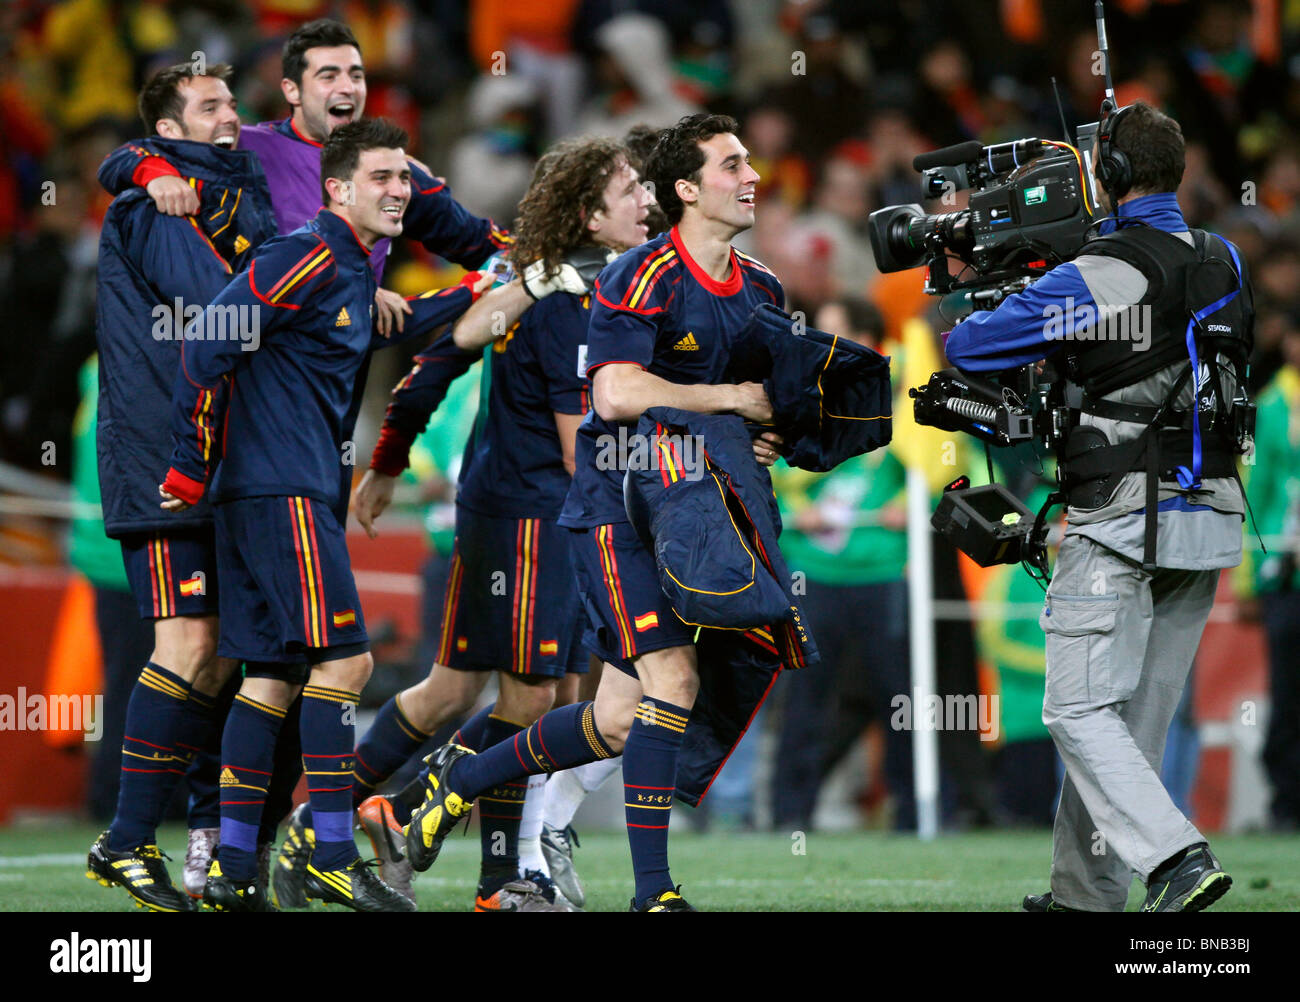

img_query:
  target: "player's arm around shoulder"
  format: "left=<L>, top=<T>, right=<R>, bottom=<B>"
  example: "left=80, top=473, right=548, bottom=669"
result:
left=385, top=270, right=495, bottom=348
left=449, top=274, right=531, bottom=351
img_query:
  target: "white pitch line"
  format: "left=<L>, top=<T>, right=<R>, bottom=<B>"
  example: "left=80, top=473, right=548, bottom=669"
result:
left=0, top=853, right=86, bottom=867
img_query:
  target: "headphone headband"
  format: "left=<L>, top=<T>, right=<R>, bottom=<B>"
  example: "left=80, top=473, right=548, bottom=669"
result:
left=1097, top=103, right=1134, bottom=201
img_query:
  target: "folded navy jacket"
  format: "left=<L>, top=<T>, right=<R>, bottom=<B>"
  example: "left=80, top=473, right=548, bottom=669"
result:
left=624, top=406, right=818, bottom=804
left=725, top=302, right=893, bottom=471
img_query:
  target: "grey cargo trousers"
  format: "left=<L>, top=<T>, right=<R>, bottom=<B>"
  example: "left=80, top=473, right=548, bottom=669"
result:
left=1040, top=533, right=1212, bottom=911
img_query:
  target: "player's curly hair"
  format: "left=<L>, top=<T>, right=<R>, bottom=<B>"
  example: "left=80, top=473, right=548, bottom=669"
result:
left=646, top=113, right=739, bottom=226
left=510, top=137, right=631, bottom=278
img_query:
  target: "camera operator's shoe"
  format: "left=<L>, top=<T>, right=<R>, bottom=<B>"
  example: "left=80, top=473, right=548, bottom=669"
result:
left=357, top=794, right=414, bottom=905
left=630, top=886, right=695, bottom=912
left=304, top=858, right=416, bottom=913
left=1022, top=891, right=1082, bottom=912
left=183, top=827, right=218, bottom=900
left=1141, top=843, right=1232, bottom=913
left=403, top=744, right=475, bottom=872
left=540, top=823, right=585, bottom=908
left=271, top=803, right=314, bottom=910
left=86, top=831, right=192, bottom=912
left=203, top=860, right=275, bottom=912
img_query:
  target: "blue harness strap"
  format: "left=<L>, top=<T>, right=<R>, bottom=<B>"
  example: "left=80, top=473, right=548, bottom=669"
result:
left=1176, top=236, right=1242, bottom=490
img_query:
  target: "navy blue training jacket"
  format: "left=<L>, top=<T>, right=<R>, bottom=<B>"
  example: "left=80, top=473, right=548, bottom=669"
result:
left=726, top=302, right=894, bottom=471
left=161, top=209, right=479, bottom=516
left=96, top=138, right=276, bottom=537
left=624, top=406, right=819, bottom=804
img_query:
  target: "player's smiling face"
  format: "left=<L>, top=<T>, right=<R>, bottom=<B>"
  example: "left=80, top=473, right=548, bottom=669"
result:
left=588, top=159, right=653, bottom=251
left=285, top=45, right=366, bottom=142
left=687, top=133, right=759, bottom=233
left=161, top=75, right=240, bottom=149
left=329, top=146, right=410, bottom=248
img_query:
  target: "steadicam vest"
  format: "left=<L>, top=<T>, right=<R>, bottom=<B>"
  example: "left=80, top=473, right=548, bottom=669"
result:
left=1051, top=224, right=1255, bottom=570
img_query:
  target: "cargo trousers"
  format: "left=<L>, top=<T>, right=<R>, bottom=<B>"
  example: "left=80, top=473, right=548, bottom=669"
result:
left=1040, top=533, right=1212, bottom=911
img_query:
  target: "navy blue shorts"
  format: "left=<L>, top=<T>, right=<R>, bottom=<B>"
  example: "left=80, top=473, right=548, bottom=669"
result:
left=570, top=521, right=695, bottom=677
left=120, top=528, right=219, bottom=619
left=436, top=509, right=587, bottom=678
left=214, top=495, right=368, bottom=671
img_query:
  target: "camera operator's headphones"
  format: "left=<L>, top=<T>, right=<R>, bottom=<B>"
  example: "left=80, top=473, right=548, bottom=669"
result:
left=1095, top=102, right=1134, bottom=201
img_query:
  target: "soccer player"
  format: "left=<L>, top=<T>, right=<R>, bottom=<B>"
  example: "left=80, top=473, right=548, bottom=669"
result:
left=158, top=118, right=492, bottom=912
left=345, top=136, right=654, bottom=910
left=96, top=19, right=511, bottom=899
left=86, top=62, right=278, bottom=913
left=404, top=113, right=786, bottom=911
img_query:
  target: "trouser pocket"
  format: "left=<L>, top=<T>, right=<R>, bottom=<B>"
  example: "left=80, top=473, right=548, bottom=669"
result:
left=1041, top=593, right=1121, bottom=708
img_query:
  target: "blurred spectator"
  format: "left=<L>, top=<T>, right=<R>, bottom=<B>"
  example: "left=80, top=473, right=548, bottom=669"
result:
left=1179, top=142, right=1233, bottom=226
left=794, top=140, right=877, bottom=300
left=470, top=0, right=583, bottom=142
left=914, top=38, right=986, bottom=147
left=864, top=109, right=930, bottom=212
left=42, top=0, right=178, bottom=131
left=1, top=166, right=103, bottom=476
left=764, top=7, right=869, bottom=166
left=1167, top=0, right=1283, bottom=187
left=1248, top=237, right=1300, bottom=392
left=0, top=52, right=54, bottom=246
left=1259, top=144, right=1300, bottom=221
left=572, top=0, right=735, bottom=108
left=448, top=75, right=540, bottom=223
left=742, top=104, right=811, bottom=212
left=342, top=0, right=419, bottom=139
left=1240, top=322, right=1300, bottom=830
left=575, top=13, right=700, bottom=138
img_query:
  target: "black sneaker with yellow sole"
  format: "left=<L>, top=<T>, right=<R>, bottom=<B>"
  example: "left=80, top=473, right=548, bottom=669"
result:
left=402, top=744, right=476, bottom=872
left=1141, top=843, right=1232, bottom=913
left=86, top=831, right=192, bottom=912
left=630, top=886, right=695, bottom=912
left=271, top=803, right=314, bottom=910
left=304, top=857, right=417, bottom=912
left=202, top=860, right=276, bottom=912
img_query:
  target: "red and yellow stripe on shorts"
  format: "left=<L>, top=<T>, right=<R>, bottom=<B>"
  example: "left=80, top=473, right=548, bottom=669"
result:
left=288, top=497, right=327, bottom=648
left=595, top=524, right=636, bottom=658
left=436, top=549, right=465, bottom=665
left=148, top=536, right=175, bottom=618
left=512, top=518, right=540, bottom=673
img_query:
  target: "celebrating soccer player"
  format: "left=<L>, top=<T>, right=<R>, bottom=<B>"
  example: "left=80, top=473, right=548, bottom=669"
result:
left=338, top=136, right=653, bottom=909
left=158, top=119, right=491, bottom=912
left=404, top=113, right=788, bottom=911
left=86, top=62, right=277, bottom=913
left=95, top=19, right=513, bottom=905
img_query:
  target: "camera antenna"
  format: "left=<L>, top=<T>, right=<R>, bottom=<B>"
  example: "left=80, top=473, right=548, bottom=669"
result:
left=1095, top=0, right=1117, bottom=115
left=1050, top=76, right=1070, bottom=142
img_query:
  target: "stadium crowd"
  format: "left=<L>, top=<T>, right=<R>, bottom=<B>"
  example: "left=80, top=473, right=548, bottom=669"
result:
left=1, top=0, right=1297, bottom=886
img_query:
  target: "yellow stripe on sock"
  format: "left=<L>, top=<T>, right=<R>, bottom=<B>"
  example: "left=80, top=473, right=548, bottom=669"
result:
left=234, top=694, right=287, bottom=718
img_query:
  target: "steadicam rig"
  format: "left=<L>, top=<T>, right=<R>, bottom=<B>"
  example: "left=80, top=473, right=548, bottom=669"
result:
left=908, top=368, right=1068, bottom=449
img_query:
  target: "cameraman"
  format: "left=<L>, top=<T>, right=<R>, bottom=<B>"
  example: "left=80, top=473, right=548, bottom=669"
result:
left=944, top=102, right=1251, bottom=912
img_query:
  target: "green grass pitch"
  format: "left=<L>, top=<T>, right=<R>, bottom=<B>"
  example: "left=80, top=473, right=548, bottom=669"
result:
left=1, top=823, right=1297, bottom=912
